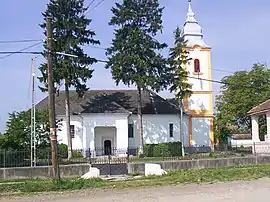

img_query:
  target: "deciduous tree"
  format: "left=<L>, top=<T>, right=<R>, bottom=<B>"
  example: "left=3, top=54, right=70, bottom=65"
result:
left=215, top=63, right=270, bottom=141
left=0, top=109, right=51, bottom=150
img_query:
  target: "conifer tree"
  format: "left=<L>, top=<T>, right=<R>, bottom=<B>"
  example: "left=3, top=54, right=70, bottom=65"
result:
left=168, top=27, right=192, bottom=101
left=168, top=27, right=192, bottom=155
left=38, top=0, right=100, bottom=158
left=106, top=0, right=168, bottom=155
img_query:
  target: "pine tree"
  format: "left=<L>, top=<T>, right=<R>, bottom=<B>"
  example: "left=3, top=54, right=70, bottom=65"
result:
left=106, top=0, right=168, bottom=155
left=168, top=27, right=192, bottom=154
left=38, top=0, right=100, bottom=158
left=168, top=27, right=192, bottom=101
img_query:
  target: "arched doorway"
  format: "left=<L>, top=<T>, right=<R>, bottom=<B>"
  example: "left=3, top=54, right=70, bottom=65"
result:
left=104, top=140, right=112, bottom=155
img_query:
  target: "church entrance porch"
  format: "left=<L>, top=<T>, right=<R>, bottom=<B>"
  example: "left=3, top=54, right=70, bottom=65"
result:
left=94, top=126, right=117, bottom=156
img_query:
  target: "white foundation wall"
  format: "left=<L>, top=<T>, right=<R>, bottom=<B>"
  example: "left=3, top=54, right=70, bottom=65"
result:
left=128, top=114, right=189, bottom=148
left=56, top=114, right=129, bottom=151
left=191, top=117, right=211, bottom=146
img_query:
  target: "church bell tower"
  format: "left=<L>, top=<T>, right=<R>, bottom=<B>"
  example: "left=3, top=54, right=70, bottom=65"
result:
left=182, top=0, right=214, bottom=148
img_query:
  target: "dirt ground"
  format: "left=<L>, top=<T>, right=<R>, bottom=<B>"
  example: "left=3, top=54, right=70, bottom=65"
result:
left=2, top=178, right=270, bottom=202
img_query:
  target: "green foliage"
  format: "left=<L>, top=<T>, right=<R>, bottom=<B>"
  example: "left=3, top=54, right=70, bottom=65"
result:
left=105, top=0, right=169, bottom=91
left=38, top=0, right=100, bottom=95
left=143, top=142, right=182, bottom=157
left=215, top=63, right=270, bottom=141
left=58, top=143, right=68, bottom=159
left=0, top=109, right=51, bottom=150
left=168, top=27, right=192, bottom=101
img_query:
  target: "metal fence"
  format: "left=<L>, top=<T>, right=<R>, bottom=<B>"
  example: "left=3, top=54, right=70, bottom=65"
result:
left=0, top=144, right=254, bottom=168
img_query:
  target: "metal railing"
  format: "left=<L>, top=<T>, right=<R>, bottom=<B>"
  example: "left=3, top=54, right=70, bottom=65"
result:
left=0, top=144, right=253, bottom=168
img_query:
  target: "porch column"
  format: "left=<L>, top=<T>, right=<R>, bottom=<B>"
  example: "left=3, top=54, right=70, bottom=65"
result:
left=251, top=115, right=260, bottom=142
left=266, top=112, right=270, bottom=142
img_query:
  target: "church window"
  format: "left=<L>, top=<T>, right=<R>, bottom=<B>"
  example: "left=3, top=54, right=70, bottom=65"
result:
left=194, top=59, right=200, bottom=73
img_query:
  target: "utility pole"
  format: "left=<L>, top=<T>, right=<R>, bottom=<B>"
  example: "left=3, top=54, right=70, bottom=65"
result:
left=179, top=99, right=185, bottom=157
left=30, top=57, right=37, bottom=167
left=46, top=16, right=60, bottom=179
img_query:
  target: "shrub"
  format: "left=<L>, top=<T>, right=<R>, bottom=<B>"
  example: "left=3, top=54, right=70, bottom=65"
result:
left=143, top=141, right=182, bottom=157
left=72, top=151, right=83, bottom=158
left=58, top=143, right=68, bottom=159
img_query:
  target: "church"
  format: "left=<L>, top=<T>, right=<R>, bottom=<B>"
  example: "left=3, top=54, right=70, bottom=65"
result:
left=36, top=1, right=214, bottom=156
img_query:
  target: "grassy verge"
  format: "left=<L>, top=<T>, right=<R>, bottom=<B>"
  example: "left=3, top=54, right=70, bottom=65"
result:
left=1, top=164, right=270, bottom=195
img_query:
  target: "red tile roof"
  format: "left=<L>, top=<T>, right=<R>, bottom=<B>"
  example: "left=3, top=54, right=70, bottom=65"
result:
left=248, top=99, right=270, bottom=115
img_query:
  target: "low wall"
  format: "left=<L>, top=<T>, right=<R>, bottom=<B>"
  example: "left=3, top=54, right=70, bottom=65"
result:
left=0, top=164, right=90, bottom=180
left=127, top=156, right=270, bottom=174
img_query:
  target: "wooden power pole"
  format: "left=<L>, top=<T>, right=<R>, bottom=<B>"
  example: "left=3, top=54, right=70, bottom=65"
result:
left=46, top=16, right=60, bottom=179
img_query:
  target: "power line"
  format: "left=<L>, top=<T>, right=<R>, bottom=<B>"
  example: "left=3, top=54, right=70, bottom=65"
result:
left=0, top=42, right=42, bottom=60
left=85, top=0, right=106, bottom=14
left=94, top=59, right=257, bottom=89
left=86, top=0, right=96, bottom=9
left=0, top=39, right=42, bottom=44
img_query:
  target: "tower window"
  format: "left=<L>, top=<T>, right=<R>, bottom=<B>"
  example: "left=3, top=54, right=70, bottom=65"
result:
left=194, top=59, right=200, bottom=73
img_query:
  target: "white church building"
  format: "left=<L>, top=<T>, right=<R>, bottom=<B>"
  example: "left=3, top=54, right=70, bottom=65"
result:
left=36, top=1, right=214, bottom=156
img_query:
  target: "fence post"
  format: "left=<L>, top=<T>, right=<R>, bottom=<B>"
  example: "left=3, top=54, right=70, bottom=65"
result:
left=126, top=152, right=129, bottom=163
left=253, top=142, right=256, bottom=156
left=162, top=148, right=164, bottom=161
left=108, top=155, right=112, bottom=176
left=88, top=148, right=92, bottom=165
left=3, top=149, right=6, bottom=168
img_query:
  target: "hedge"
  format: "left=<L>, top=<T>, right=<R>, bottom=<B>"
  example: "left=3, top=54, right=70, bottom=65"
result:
left=143, top=141, right=182, bottom=157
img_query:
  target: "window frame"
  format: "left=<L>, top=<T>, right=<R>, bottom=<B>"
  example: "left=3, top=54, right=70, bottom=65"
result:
left=70, top=125, right=75, bottom=139
left=169, top=123, right=174, bottom=137
left=128, top=123, right=134, bottom=138
left=194, top=59, right=200, bottom=73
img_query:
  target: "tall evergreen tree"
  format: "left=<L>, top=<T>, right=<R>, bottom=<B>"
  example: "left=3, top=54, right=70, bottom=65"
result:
left=106, top=0, right=168, bottom=155
left=38, top=0, right=100, bottom=158
left=168, top=27, right=192, bottom=153
left=168, top=27, right=192, bottom=101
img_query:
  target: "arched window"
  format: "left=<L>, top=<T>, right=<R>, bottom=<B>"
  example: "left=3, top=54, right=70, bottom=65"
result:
left=194, top=59, right=200, bottom=73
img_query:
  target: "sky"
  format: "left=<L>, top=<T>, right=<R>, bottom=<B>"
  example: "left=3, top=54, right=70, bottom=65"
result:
left=0, top=0, right=269, bottom=133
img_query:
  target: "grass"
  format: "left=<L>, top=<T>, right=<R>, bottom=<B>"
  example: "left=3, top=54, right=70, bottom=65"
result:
left=1, top=164, right=270, bottom=196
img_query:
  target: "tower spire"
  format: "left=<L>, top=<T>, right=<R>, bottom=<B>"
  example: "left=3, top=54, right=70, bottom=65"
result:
left=182, top=0, right=209, bottom=48
left=186, top=0, right=196, bottom=23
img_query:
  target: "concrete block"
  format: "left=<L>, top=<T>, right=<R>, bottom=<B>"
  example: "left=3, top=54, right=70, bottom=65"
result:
left=145, top=163, right=167, bottom=176
left=81, top=167, right=100, bottom=179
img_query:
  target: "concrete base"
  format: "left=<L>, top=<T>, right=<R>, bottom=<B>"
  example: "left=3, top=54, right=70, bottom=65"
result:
left=81, top=167, right=100, bottom=179
left=253, top=142, right=270, bottom=155
left=145, top=163, right=167, bottom=176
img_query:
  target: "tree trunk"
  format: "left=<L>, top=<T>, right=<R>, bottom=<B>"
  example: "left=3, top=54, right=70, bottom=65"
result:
left=178, top=99, right=185, bottom=157
left=137, top=85, right=144, bottom=156
left=65, top=82, right=73, bottom=159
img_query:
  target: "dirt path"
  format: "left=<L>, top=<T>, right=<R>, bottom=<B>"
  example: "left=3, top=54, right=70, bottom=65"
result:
left=2, top=178, right=270, bottom=202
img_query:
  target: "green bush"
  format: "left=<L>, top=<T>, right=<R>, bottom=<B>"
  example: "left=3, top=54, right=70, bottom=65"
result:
left=72, top=151, right=83, bottom=158
left=58, top=144, right=68, bottom=159
left=143, top=142, right=182, bottom=157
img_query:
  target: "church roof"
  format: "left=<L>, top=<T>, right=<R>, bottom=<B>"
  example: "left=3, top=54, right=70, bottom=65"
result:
left=36, top=90, right=183, bottom=115
left=182, top=0, right=210, bottom=48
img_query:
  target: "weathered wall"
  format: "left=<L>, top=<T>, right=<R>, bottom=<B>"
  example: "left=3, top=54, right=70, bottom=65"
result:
left=128, top=114, right=189, bottom=148
left=127, top=156, right=270, bottom=174
left=0, top=164, right=90, bottom=180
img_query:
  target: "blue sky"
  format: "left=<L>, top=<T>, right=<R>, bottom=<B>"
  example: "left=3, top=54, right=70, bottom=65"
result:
left=0, top=0, right=269, bottom=132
